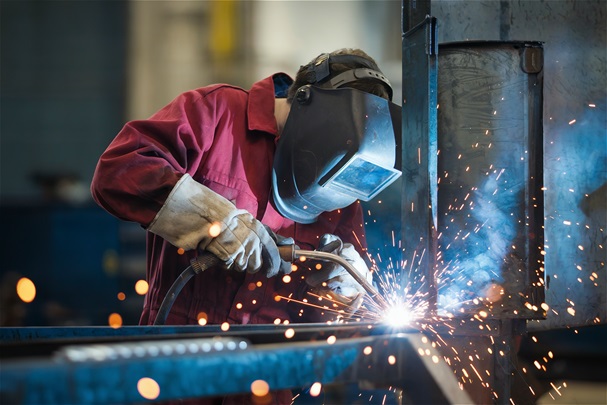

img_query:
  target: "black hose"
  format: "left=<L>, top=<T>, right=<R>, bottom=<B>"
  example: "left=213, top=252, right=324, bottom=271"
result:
left=153, top=253, right=221, bottom=325
left=153, top=242, right=342, bottom=325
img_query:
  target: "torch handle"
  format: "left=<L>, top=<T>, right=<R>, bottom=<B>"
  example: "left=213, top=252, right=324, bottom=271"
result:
left=286, top=248, right=389, bottom=310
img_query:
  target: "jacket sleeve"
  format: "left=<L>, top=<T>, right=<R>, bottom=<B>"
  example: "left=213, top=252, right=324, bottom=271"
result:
left=91, top=90, right=215, bottom=227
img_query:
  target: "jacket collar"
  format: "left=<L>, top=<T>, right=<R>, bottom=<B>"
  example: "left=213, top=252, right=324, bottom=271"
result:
left=247, top=73, right=293, bottom=136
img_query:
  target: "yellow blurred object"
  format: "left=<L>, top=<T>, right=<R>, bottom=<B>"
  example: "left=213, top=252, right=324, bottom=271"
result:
left=102, top=250, right=119, bottom=275
left=209, top=0, right=236, bottom=59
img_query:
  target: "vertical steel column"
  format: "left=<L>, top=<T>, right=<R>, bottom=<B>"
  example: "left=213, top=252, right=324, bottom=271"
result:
left=402, top=0, right=439, bottom=316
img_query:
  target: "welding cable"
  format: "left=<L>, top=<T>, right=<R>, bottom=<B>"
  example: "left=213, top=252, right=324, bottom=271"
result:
left=154, top=240, right=377, bottom=325
left=153, top=253, right=220, bottom=326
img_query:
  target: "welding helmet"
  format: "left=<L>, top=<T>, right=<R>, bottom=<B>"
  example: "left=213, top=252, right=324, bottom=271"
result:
left=272, top=54, right=402, bottom=224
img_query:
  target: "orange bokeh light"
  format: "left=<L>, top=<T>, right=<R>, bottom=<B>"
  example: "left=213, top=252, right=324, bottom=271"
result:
left=137, top=377, right=160, bottom=400
left=250, top=380, right=270, bottom=397
left=16, top=277, right=36, bottom=303
left=485, top=283, right=503, bottom=303
left=135, top=280, right=149, bottom=295
left=209, top=222, right=221, bottom=237
left=197, top=312, right=208, bottom=325
left=108, top=313, right=123, bottom=329
left=309, top=382, right=322, bottom=397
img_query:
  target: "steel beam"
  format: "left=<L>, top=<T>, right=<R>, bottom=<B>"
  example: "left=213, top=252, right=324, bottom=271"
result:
left=402, top=15, right=439, bottom=315
left=0, top=331, right=472, bottom=405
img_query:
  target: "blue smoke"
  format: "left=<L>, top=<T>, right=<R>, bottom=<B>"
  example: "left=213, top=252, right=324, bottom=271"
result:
left=437, top=166, right=524, bottom=313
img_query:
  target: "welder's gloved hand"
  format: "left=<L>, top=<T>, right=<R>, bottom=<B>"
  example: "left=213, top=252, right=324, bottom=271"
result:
left=263, top=225, right=296, bottom=275
left=306, top=234, right=373, bottom=311
left=147, top=174, right=284, bottom=277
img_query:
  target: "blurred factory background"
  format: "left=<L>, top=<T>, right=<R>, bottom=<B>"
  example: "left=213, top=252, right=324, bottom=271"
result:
left=0, top=0, right=605, bottom=403
left=1, top=0, right=402, bottom=327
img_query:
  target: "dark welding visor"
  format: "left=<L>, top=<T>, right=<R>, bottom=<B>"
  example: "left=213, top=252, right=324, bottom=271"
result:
left=272, top=85, right=401, bottom=224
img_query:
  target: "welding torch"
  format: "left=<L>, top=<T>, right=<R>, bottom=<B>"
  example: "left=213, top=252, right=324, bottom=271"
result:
left=154, top=240, right=389, bottom=325
left=277, top=242, right=390, bottom=310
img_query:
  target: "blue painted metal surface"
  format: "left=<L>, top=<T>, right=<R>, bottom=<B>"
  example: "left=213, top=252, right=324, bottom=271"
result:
left=0, top=333, right=451, bottom=404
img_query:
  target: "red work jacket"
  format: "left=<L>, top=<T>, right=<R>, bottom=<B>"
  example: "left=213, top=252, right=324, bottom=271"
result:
left=91, top=74, right=367, bottom=327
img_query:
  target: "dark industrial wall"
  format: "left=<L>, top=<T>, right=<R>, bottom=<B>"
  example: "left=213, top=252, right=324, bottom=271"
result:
left=0, top=1, right=146, bottom=326
left=1, top=0, right=127, bottom=200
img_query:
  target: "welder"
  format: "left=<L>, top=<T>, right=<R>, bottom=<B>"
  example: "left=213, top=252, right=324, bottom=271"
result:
left=91, top=47, right=400, bottom=403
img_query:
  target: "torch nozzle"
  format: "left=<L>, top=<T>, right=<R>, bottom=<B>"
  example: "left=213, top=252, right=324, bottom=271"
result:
left=277, top=244, right=389, bottom=310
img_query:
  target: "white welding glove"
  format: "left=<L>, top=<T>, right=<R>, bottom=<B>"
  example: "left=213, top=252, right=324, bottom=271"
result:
left=306, top=234, right=373, bottom=309
left=148, top=174, right=289, bottom=277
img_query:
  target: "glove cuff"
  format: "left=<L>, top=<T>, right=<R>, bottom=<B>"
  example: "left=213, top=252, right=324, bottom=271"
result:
left=147, top=174, right=235, bottom=250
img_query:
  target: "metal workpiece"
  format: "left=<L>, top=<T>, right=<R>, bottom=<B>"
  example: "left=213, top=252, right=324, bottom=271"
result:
left=0, top=318, right=510, bottom=349
left=0, top=329, right=472, bottom=405
left=57, top=337, right=250, bottom=363
left=401, top=7, right=547, bottom=403
left=2, top=323, right=377, bottom=345
left=0, top=321, right=522, bottom=404
left=436, top=41, right=545, bottom=319
left=0, top=324, right=391, bottom=359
